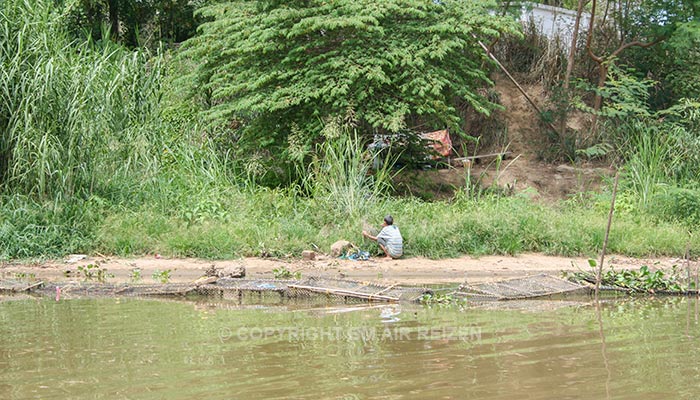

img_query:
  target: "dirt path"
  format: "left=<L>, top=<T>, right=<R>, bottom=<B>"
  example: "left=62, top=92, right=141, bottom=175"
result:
left=1, top=253, right=686, bottom=286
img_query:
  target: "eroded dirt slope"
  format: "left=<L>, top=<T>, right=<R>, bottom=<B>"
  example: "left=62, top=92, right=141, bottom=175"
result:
left=397, top=74, right=612, bottom=202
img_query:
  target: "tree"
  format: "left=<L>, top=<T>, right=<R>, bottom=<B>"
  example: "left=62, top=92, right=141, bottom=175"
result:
left=181, top=0, right=519, bottom=159
left=625, top=20, right=700, bottom=107
left=65, top=0, right=204, bottom=46
left=585, top=0, right=699, bottom=129
left=558, top=0, right=589, bottom=148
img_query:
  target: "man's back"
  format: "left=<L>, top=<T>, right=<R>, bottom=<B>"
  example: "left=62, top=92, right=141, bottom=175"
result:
left=377, top=225, right=403, bottom=258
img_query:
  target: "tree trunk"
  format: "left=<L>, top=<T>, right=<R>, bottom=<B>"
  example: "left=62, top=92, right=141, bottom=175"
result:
left=585, top=0, right=666, bottom=135
left=590, top=62, right=608, bottom=132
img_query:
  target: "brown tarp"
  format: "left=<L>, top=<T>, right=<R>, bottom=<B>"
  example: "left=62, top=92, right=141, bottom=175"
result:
left=421, top=129, right=452, bottom=159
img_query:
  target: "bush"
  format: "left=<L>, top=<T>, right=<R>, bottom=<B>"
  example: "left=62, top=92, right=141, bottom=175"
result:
left=649, top=187, right=700, bottom=228
left=0, top=196, right=103, bottom=260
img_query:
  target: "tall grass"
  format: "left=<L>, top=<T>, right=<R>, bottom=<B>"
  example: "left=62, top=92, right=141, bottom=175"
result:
left=622, top=122, right=678, bottom=207
left=0, top=0, right=165, bottom=201
left=1, top=0, right=697, bottom=262
left=607, top=98, right=700, bottom=216
left=0, top=0, right=234, bottom=259
left=306, top=124, right=394, bottom=217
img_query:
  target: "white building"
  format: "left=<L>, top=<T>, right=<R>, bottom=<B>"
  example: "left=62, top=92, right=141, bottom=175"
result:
left=520, top=2, right=591, bottom=49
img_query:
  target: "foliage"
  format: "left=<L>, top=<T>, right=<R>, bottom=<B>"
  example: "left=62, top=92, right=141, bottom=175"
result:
left=579, top=65, right=700, bottom=208
left=597, top=2, right=700, bottom=107
left=656, top=98, right=700, bottom=179
left=3, top=0, right=700, bottom=266
left=662, top=22, right=700, bottom=102
left=420, top=291, right=467, bottom=306
left=77, top=263, right=114, bottom=282
left=152, top=269, right=172, bottom=283
left=576, top=63, right=654, bottom=118
left=494, top=17, right=567, bottom=88
left=568, top=265, right=685, bottom=293
left=272, top=267, right=301, bottom=280
left=306, top=124, right=395, bottom=217
left=649, top=187, right=700, bottom=229
left=0, top=196, right=103, bottom=260
left=13, top=272, right=37, bottom=281
left=180, top=0, right=519, bottom=162
left=64, top=0, right=206, bottom=47
left=102, top=192, right=700, bottom=259
left=3, top=181, right=700, bottom=260
left=611, top=0, right=697, bottom=41
left=615, top=98, right=700, bottom=206
left=622, top=123, right=677, bottom=207
left=576, top=143, right=613, bottom=160
left=130, top=268, right=142, bottom=283
left=0, top=0, right=166, bottom=201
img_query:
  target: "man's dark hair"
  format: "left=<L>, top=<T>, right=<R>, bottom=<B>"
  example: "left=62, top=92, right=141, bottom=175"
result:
left=384, top=215, right=393, bottom=225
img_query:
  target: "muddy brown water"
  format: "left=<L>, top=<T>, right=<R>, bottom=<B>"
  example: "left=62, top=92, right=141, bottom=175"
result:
left=1, top=296, right=699, bottom=399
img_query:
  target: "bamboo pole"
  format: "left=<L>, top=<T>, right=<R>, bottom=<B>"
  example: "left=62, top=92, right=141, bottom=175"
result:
left=373, top=284, right=397, bottom=296
left=596, top=171, right=620, bottom=298
left=695, top=259, right=699, bottom=297
left=21, top=281, right=44, bottom=292
left=287, top=284, right=399, bottom=302
left=685, top=241, right=691, bottom=290
left=474, top=37, right=562, bottom=138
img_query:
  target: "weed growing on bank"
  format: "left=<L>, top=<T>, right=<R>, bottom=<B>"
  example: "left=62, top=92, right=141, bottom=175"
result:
left=2, top=180, right=698, bottom=261
left=2, top=0, right=699, bottom=263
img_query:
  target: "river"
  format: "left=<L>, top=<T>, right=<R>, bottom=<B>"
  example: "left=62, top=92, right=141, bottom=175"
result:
left=1, top=296, right=698, bottom=399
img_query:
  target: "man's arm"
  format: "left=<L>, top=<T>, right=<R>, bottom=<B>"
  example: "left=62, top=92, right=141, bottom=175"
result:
left=362, top=230, right=377, bottom=241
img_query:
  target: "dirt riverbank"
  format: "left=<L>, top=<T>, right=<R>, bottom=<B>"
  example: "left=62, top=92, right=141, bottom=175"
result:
left=0, top=253, right=686, bottom=286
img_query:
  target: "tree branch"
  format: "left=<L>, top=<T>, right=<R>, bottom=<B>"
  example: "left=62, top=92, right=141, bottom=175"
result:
left=611, top=36, right=666, bottom=58
left=586, top=0, right=604, bottom=64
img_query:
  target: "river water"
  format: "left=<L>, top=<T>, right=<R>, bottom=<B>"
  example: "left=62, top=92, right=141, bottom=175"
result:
left=1, top=296, right=699, bottom=399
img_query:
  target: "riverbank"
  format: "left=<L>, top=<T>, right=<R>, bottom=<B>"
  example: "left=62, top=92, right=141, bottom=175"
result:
left=0, top=253, right=687, bottom=286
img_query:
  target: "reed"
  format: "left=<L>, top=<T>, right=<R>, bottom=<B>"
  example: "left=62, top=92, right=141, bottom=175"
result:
left=0, top=0, right=165, bottom=201
left=1, top=0, right=697, bottom=262
left=306, top=124, right=395, bottom=218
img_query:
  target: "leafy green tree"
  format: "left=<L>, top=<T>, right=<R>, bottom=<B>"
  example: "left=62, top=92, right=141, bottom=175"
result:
left=625, top=20, right=700, bottom=107
left=181, top=0, right=519, bottom=163
left=585, top=0, right=699, bottom=124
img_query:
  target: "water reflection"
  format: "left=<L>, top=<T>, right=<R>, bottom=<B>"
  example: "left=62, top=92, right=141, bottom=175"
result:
left=0, top=296, right=699, bottom=399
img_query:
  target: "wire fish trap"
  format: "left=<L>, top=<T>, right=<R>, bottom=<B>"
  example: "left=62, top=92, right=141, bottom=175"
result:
left=9, top=276, right=429, bottom=303
left=455, top=274, right=589, bottom=301
left=210, top=278, right=290, bottom=292
left=201, top=278, right=292, bottom=301
left=0, top=279, right=45, bottom=293
left=286, top=277, right=429, bottom=303
left=36, top=282, right=206, bottom=299
left=39, top=278, right=292, bottom=299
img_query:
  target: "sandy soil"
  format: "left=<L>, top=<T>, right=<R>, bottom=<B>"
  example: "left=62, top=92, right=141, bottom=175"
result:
left=0, top=253, right=686, bottom=286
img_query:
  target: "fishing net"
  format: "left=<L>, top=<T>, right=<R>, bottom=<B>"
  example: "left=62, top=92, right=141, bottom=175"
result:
left=0, top=279, right=44, bottom=292
left=1, top=277, right=429, bottom=303
left=455, top=274, right=588, bottom=301
left=286, top=277, right=428, bottom=303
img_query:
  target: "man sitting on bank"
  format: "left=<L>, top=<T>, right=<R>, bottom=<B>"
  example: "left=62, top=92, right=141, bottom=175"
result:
left=362, top=215, right=403, bottom=259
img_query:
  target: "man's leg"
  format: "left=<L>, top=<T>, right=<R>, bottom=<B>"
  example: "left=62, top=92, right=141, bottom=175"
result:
left=378, top=243, right=392, bottom=259
left=377, top=237, right=393, bottom=259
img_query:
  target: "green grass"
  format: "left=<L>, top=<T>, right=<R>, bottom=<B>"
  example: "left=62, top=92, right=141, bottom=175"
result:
left=4, top=188, right=695, bottom=261
left=0, top=1, right=163, bottom=201
left=1, top=0, right=698, bottom=262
